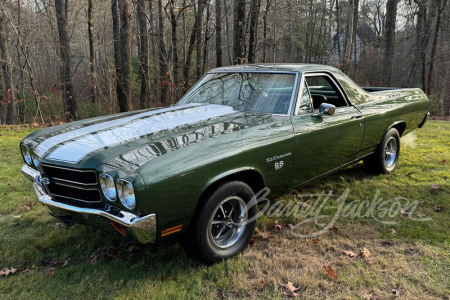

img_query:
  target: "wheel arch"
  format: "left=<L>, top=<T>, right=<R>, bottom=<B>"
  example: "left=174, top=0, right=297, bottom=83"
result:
left=387, top=121, right=407, bottom=137
left=191, top=168, right=265, bottom=224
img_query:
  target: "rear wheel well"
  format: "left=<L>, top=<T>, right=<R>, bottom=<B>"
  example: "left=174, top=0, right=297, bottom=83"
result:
left=192, top=170, right=264, bottom=222
left=391, top=122, right=406, bottom=137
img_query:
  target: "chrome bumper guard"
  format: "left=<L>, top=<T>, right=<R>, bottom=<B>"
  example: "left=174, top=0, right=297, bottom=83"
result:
left=21, top=165, right=157, bottom=244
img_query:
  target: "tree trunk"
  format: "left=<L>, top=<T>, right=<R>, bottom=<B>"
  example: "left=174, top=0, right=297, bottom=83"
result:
left=233, top=0, right=245, bottom=64
left=0, top=15, right=16, bottom=124
left=88, top=0, right=96, bottom=103
left=183, top=0, right=205, bottom=91
left=158, top=0, right=168, bottom=105
left=248, top=0, right=260, bottom=63
left=169, top=0, right=179, bottom=100
left=223, top=0, right=233, bottom=65
left=202, top=2, right=211, bottom=73
left=305, top=0, right=313, bottom=62
left=215, top=0, right=223, bottom=67
left=137, top=0, right=150, bottom=108
left=55, top=0, right=77, bottom=121
left=408, top=1, right=425, bottom=87
left=148, top=0, right=159, bottom=103
left=384, top=0, right=398, bottom=86
left=352, top=0, right=359, bottom=77
left=262, top=0, right=271, bottom=63
left=17, top=0, right=25, bottom=123
left=336, top=0, right=341, bottom=64
left=195, top=0, right=206, bottom=80
left=427, top=0, right=447, bottom=94
left=111, top=0, right=120, bottom=108
left=0, top=63, right=4, bottom=124
left=118, top=0, right=132, bottom=111
left=342, top=0, right=354, bottom=75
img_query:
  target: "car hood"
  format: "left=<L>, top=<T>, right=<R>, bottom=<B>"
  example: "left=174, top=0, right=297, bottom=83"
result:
left=24, top=104, right=271, bottom=171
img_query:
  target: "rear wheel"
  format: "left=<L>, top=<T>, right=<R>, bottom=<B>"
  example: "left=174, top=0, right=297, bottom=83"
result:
left=186, top=181, right=257, bottom=264
left=364, top=128, right=401, bottom=174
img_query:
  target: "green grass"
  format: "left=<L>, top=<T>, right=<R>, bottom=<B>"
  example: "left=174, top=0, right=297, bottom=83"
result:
left=0, top=122, right=449, bottom=299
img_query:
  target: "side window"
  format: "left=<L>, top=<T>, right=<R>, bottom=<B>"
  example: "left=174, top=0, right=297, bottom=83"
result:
left=305, top=75, right=348, bottom=110
left=297, top=80, right=312, bottom=113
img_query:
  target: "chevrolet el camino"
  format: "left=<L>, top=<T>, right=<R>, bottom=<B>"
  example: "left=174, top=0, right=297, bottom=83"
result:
left=20, top=64, right=429, bottom=263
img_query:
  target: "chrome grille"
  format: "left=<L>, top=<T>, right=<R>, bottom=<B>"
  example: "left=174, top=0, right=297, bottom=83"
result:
left=41, top=164, right=97, bottom=185
left=40, top=164, right=101, bottom=205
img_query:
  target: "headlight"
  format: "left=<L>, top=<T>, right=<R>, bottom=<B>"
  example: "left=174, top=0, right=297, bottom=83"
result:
left=117, top=179, right=135, bottom=209
left=30, top=150, right=40, bottom=168
left=21, top=144, right=32, bottom=165
left=99, top=173, right=116, bottom=201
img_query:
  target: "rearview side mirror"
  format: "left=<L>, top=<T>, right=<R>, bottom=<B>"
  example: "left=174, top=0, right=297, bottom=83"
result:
left=312, top=103, right=336, bottom=117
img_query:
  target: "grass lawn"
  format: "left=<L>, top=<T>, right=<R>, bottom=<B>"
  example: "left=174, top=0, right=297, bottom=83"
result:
left=0, top=121, right=448, bottom=299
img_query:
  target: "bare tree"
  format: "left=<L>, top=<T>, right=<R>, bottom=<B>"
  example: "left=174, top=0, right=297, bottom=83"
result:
left=136, top=0, right=150, bottom=108
left=112, top=0, right=131, bottom=112
left=384, top=0, right=399, bottom=86
left=183, top=0, right=206, bottom=91
left=262, top=0, right=272, bottom=63
left=169, top=0, right=179, bottom=99
left=88, top=0, right=96, bottom=103
left=118, top=0, right=132, bottom=111
left=112, top=0, right=120, bottom=105
left=427, top=0, right=448, bottom=94
left=195, top=0, right=206, bottom=79
left=148, top=0, right=159, bottom=101
left=248, top=0, right=260, bottom=63
left=342, top=0, right=354, bottom=74
left=158, top=0, right=168, bottom=105
left=233, top=0, right=245, bottom=64
left=0, top=14, right=16, bottom=124
left=215, top=0, right=223, bottom=67
left=54, top=0, right=77, bottom=121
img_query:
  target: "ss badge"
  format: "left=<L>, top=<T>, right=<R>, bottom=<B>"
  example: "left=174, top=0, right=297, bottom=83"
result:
left=274, top=161, right=284, bottom=170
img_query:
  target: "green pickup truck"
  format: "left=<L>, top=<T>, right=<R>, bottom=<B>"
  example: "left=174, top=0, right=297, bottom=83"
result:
left=20, top=64, right=429, bottom=263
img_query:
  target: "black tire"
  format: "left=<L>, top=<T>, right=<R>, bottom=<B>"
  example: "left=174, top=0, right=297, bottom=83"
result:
left=186, top=181, right=257, bottom=264
left=364, top=128, right=401, bottom=174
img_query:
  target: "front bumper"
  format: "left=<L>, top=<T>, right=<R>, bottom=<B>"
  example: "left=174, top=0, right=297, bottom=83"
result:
left=21, top=165, right=157, bottom=244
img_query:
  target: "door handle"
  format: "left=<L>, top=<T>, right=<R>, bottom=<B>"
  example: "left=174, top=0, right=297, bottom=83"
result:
left=351, top=115, right=363, bottom=119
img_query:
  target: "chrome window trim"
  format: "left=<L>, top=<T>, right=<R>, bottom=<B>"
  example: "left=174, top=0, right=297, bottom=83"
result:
left=302, top=72, right=350, bottom=107
left=293, top=74, right=315, bottom=116
left=178, top=71, right=299, bottom=117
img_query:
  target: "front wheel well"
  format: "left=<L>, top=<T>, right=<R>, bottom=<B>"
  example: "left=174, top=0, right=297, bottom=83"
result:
left=391, top=122, right=407, bottom=137
left=192, top=170, right=264, bottom=220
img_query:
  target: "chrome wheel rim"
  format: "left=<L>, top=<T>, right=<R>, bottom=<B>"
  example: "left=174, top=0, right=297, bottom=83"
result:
left=384, top=137, right=397, bottom=167
left=208, top=196, right=248, bottom=249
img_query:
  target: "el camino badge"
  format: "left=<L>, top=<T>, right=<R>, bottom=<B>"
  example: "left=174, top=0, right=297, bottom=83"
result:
left=266, top=152, right=291, bottom=163
left=266, top=153, right=291, bottom=170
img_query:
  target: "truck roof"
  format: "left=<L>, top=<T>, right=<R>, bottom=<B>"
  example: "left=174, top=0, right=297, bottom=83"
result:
left=209, top=63, right=340, bottom=74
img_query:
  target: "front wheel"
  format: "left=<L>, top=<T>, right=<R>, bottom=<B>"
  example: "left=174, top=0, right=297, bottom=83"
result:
left=187, top=181, right=257, bottom=264
left=364, top=128, right=401, bottom=174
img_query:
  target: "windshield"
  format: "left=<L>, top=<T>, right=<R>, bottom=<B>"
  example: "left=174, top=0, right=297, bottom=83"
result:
left=177, top=72, right=297, bottom=115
